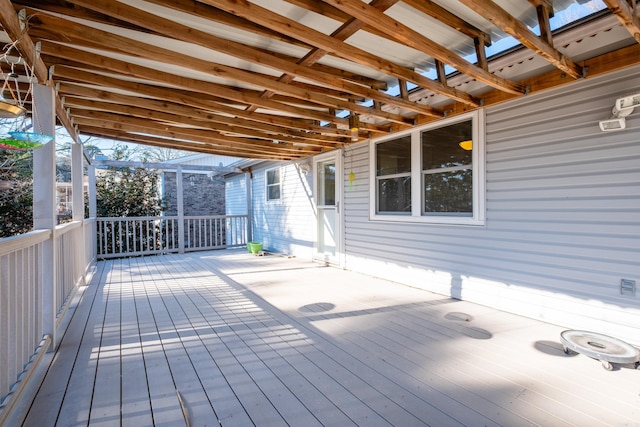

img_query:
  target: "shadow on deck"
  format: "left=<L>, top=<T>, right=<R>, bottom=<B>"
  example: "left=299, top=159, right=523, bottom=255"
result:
left=15, top=250, right=640, bottom=426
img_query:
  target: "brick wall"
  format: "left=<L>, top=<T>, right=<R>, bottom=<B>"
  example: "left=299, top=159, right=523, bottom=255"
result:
left=162, top=172, right=225, bottom=216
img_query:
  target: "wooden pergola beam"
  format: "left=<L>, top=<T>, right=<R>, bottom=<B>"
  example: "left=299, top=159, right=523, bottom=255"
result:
left=70, top=109, right=319, bottom=156
left=48, top=0, right=440, bottom=118
left=458, top=0, right=583, bottom=79
left=41, top=42, right=343, bottom=124
left=199, top=0, right=480, bottom=106
left=79, top=126, right=295, bottom=160
left=25, top=11, right=417, bottom=125
left=59, top=86, right=341, bottom=144
left=51, top=65, right=389, bottom=137
left=243, top=0, right=400, bottom=113
left=402, top=0, right=492, bottom=46
left=320, top=0, right=526, bottom=94
left=602, top=0, right=640, bottom=43
left=64, top=97, right=337, bottom=149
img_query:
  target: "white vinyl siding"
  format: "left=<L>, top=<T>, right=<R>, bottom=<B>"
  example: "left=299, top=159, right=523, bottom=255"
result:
left=225, top=174, right=248, bottom=216
left=344, top=65, right=640, bottom=345
left=251, top=162, right=315, bottom=258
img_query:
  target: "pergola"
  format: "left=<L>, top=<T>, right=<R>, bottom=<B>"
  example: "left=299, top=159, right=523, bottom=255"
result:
left=0, top=0, right=638, bottom=160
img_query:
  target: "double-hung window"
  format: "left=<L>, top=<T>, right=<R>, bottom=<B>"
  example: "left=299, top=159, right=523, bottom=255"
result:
left=265, top=167, right=281, bottom=202
left=370, top=111, right=485, bottom=225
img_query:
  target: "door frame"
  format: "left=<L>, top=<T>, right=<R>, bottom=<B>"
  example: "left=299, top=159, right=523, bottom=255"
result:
left=313, top=150, right=344, bottom=267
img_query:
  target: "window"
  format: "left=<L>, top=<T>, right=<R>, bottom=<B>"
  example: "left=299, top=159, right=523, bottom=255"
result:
left=370, top=111, right=485, bottom=225
left=265, top=167, right=281, bottom=202
left=376, top=135, right=411, bottom=213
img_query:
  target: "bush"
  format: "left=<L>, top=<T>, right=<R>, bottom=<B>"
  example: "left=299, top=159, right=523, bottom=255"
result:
left=0, top=149, right=33, bottom=238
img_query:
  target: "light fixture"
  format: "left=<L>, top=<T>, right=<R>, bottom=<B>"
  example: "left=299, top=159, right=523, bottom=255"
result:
left=458, top=139, right=473, bottom=151
left=615, top=92, right=640, bottom=111
left=599, top=117, right=626, bottom=132
left=349, top=113, right=359, bottom=141
left=189, top=176, right=195, bottom=186
left=599, top=92, right=640, bottom=132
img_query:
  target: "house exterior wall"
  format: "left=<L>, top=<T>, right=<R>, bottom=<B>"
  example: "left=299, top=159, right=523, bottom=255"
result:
left=225, top=174, right=248, bottom=216
left=233, top=65, right=640, bottom=344
left=343, top=65, right=640, bottom=344
left=226, top=162, right=315, bottom=258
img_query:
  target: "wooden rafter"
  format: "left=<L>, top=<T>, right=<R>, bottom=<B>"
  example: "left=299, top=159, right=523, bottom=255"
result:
left=50, top=65, right=387, bottom=137
left=320, top=0, right=526, bottom=94
left=70, top=110, right=318, bottom=156
left=79, top=126, right=296, bottom=160
left=243, top=0, right=400, bottom=114
left=602, top=0, right=640, bottom=43
left=64, top=97, right=337, bottom=149
left=45, top=0, right=440, bottom=119
left=25, top=12, right=415, bottom=126
left=401, top=0, right=492, bottom=46
left=457, top=0, right=583, bottom=79
left=0, top=0, right=635, bottom=160
left=198, top=0, right=481, bottom=106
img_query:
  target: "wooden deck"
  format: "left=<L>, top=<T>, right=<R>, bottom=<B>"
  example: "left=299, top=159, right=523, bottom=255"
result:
left=18, top=250, right=640, bottom=426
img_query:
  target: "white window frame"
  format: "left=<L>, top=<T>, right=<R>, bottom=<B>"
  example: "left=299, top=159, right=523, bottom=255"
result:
left=369, top=110, right=485, bottom=225
left=265, top=167, right=282, bottom=203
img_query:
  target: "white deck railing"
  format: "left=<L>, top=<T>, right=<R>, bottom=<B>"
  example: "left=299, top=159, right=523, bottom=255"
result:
left=0, top=214, right=248, bottom=419
left=97, top=215, right=249, bottom=259
left=0, top=218, right=94, bottom=422
left=0, top=229, right=50, bottom=411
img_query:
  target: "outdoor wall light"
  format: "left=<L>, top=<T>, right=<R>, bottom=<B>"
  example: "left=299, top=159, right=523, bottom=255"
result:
left=599, top=92, right=640, bottom=132
left=599, top=117, right=626, bottom=132
left=615, top=92, right=640, bottom=111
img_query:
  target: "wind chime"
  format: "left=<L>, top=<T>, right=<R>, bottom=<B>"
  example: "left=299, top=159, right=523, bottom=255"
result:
left=0, top=39, right=53, bottom=151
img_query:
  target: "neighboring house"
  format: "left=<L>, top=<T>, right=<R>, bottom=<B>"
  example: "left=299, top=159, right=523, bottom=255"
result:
left=226, top=62, right=640, bottom=345
left=162, top=153, right=239, bottom=216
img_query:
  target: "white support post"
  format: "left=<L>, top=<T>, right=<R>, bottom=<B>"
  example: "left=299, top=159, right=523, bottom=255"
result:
left=71, top=143, right=84, bottom=222
left=246, top=172, right=253, bottom=243
left=71, top=143, right=87, bottom=286
left=32, top=83, right=57, bottom=349
left=177, top=166, right=185, bottom=253
left=88, top=164, right=96, bottom=219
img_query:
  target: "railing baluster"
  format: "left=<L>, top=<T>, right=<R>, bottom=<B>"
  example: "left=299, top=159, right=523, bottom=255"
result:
left=95, top=215, right=247, bottom=257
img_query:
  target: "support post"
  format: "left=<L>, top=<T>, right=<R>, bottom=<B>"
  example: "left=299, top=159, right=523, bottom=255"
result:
left=88, top=164, right=97, bottom=261
left=70, top=143, right=87, bottom=282
left=246, top=171, right=252, bottom=244
left=32, top=83, right=57, bottom=349
left=88, top=164, right=96, bottom=218
left=176, top=166, right=185, bottom=253
left=71, top=143, right=84, bottom=222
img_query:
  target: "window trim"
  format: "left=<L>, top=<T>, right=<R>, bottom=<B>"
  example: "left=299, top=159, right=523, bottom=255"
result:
left=369, top=110, right=485, bottom=225
left=265, top=166, right=282, bottom=203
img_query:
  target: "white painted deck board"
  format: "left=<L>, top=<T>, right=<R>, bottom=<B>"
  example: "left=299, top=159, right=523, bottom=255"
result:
left=22, top=250, right=640, bottom=426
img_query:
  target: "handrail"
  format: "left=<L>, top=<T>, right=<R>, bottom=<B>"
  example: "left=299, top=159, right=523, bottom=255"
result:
left=54, top=219, right=82, bottom=234
left=0, top=229, right=50, bottom=256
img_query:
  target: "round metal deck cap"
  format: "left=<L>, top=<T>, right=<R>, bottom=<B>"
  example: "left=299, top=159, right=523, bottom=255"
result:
left=560, top=330, right=640, bottom=364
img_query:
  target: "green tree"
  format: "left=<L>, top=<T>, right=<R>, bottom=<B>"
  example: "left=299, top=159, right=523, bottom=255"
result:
left=96, top=144, right=162, bottom=217
left=0, top=149, right=33, bottom=237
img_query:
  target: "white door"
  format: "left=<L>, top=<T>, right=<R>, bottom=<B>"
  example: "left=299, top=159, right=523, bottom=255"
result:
left=314, top=152, right=342, bottom=265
